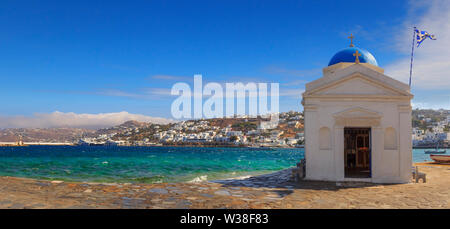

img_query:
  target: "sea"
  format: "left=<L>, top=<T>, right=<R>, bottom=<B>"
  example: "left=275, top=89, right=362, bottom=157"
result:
left=0, top=146, right=441, bottom=184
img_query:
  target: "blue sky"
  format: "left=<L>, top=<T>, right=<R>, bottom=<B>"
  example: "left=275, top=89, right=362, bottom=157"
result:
left=0, top=0, right=449, bottom=128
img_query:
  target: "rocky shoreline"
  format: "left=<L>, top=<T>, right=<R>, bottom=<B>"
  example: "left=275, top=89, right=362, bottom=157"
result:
left=0, top=163, right=449, bottom=209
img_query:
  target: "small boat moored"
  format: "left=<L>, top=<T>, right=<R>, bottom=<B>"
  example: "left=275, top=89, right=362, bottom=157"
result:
left=430, top=154, right=450, bottom=164
left=425, top=149, right=446, bottom=154
left=424, top=142, right=446, bottom=154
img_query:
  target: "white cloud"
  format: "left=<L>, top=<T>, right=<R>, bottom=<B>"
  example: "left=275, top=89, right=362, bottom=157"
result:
left=0, top=111, right=173, bottom=129
left=96, top=88, right=175, bottom=99
left=264, top=66, right=321, bottom=78
left=280, top=88, right=304, bottom=99
left=151, top=75, right=192, bottom=81
left=385, top=0, right=450, bottom=89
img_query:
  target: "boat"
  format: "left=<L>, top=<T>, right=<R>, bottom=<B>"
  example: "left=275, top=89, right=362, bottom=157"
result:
left=430, top=154, right=450, bottom=164
left=424, top=142, right=446, bottom=154
left=425, top=149, right=446, bottom=154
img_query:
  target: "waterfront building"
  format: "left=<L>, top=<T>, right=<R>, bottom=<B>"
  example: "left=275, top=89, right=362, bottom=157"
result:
left=302, top=41, right=413, bottom=183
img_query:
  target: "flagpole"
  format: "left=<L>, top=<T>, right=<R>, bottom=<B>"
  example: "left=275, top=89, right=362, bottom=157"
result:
left=409, top=27, right=416, bottom=87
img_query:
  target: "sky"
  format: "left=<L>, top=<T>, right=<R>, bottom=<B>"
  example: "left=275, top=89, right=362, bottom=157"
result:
left=0, top=0, right=449, bottom=128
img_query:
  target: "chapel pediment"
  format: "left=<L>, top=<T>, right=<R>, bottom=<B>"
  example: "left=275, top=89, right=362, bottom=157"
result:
left=332, top=107, right=382, bottom=127
left=303, top=63, right=413, bottom=99
left=332, top=107, right=382, bottom=119
left=309, top=74, right=408, bottom=96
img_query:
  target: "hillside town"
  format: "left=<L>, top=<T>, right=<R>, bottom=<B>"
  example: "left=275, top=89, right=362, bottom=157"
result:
left=75, top=109, right=450, bottom=148
left=412, top=109, right=450, bottom=148
left=78, top=111, right=305, bottom=148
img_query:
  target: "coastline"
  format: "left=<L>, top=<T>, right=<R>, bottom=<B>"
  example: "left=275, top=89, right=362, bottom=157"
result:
left=413, top=146, right=450, bottom=149
left=0, top=143, right=303, bottom=148
left=0, top=162, right=449, bottom=209
left=1, top=143, right=447, bottom=149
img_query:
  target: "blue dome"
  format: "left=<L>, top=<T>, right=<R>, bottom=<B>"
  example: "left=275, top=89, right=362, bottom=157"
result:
left=328, top=47, right=378, bottom=66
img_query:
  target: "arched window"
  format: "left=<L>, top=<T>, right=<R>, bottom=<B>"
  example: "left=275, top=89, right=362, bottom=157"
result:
left=384, top=127, right=397, bottom=150
left=319, top=127, right=331, bottom=150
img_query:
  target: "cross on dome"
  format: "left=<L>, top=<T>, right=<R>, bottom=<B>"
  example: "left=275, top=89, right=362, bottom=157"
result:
left=353, top=50, right=361, bottom=63
left=348, top=34, right=355, bottom=47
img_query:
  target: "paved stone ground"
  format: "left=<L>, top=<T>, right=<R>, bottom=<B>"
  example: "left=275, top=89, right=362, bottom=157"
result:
left=0, top=163, right=449, bottom=209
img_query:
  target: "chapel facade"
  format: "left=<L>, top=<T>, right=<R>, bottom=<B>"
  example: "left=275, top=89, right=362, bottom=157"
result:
left=302, top=40, right=413, bottom=183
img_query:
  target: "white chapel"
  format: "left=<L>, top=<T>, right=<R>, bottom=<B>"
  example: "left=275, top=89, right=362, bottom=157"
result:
left=302, top=38, right=413, bottom=183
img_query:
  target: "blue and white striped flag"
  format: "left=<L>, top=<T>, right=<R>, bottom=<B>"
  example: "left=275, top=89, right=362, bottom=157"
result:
left=415, top=27, right=436, bottom=47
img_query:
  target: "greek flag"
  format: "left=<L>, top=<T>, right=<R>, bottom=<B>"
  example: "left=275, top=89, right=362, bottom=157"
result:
left=415, top=27, right=436, bottom=47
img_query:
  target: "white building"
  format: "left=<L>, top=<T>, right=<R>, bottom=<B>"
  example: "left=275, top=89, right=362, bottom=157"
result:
left=302, top=45, right=413, bottom=184
left=285, top=138, right=298, bottom=145
left=226, top=131, right=243, bottom=137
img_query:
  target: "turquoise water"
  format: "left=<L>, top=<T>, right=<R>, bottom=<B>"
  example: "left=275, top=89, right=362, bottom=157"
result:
left=0, top=146, right=439, bottom=183
left=411, top=148, right=449, bottom=163
left=0, top=146, right=303, bottom=183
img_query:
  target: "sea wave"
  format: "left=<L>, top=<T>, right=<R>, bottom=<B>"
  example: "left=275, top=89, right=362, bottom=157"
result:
left=188, top=175, right=208, bottom=183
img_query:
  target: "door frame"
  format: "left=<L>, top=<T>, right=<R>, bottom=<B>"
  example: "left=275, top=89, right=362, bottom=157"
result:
left=344, top=127, right=372, bottom=178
